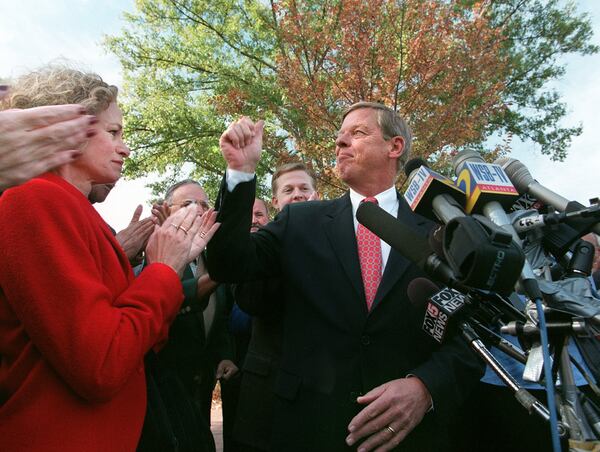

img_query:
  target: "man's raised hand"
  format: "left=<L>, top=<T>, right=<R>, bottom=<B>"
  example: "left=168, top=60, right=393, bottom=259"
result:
left=219, top=117, right=264, bottom=173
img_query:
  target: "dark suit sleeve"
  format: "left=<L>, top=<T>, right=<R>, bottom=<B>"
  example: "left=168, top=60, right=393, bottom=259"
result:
left=208, top=286, right=235, bottom=363
left=206, top=176, right=283, bottom=283
left=410, top=335, right=484, bottom=418
left=234, top=279, right=282, bottom=317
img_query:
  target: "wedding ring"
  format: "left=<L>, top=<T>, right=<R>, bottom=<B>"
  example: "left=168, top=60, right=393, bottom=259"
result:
left=386, top=426, right=396, bottom=435
left=200, top=231, right=206, bottom=238
left=179, top=225, right=189, bottom=234
left=170, top=223, right=179, bottom=229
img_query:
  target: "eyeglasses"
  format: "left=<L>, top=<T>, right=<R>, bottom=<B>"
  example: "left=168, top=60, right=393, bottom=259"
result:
left=169, top=199, right=210, bottom=210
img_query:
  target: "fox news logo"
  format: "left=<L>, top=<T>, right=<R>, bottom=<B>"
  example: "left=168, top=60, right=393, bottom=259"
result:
left=422, top=289, right=466, bottom=343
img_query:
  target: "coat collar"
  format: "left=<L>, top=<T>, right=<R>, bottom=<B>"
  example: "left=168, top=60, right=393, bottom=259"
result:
left=370, top=193, right=425, bottom=311
left=324, top=191, right=428, bottom=315
left=323, top=192, right=365, bottom=307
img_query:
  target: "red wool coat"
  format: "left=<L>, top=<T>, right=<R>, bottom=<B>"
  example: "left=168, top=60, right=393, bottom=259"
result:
left=0, top=173, right=184, bottom=451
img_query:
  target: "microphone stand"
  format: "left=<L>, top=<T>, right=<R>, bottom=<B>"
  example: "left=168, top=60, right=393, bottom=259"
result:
left=458, top=321, right=566, bottom=450
left=532, top=295, right=564, bottom=452
left=468, top=319, right=528, bottom=364
left=556, top=343, right=596, bottom=441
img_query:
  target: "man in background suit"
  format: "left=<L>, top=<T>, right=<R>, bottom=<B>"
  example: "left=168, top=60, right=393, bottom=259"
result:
left=232, top=164, right=318, bottom=452
left=250, top=198, right=270, bottom=233
left=207, top=102, right=484, bottom=451
left=154, top=180, right=238, bottom=423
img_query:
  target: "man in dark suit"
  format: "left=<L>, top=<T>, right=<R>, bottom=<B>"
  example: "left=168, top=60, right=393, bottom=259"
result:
left=207, top=102, right=484, bottom=451
left=232, top=165, right=319, bottom=452
left=156, top=180, right=238, bottom=422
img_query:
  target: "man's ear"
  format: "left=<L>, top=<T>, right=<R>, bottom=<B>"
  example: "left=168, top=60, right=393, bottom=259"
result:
left=388, top=136, right=405, bottom=160
left=271, top=196, right=279, bottom=210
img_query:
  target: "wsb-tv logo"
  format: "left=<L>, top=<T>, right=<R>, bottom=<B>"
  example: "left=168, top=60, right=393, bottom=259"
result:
left=422, top=288, right=467, bottom=343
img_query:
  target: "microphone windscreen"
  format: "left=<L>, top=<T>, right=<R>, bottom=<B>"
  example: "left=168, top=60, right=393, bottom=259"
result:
left=407, top=277, right=440, bottom=309
left=404, top=157, right=428, bottom=178
left=494, top=157, right=534, bottom=194
left=452, top=149, right=483, bottom=176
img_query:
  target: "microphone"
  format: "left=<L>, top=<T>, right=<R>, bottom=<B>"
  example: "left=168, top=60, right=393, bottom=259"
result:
left=501, top=319, right=588, bottom=337
left=451, top=150, right=523, bottom=246
left=407, top=277, right=440, bottom=307
left=411, top=279, right=470, bottom=343
left=403, top=158, right=466, bottom=224
left=356, top=201, right=523, bottom=294
left=497, top=157, right=600, bottom=237
left=355, top=202, right=459, bottom=287
left=497, top=157, right=574, bottom=211
left=567, top=240, right=595, bottom=278
left=453, top=150, right=520, bottom=214
left=406, top=278, right=554, bottom=427
left=408, top=277, right=525, bottom=343
left=407, top=277, right=561, bottom=442
left=452, top=150, right=541, bottom=299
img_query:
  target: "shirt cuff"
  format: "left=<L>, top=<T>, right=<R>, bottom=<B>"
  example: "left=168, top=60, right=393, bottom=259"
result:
left=226, top=168, right=255, bottom=192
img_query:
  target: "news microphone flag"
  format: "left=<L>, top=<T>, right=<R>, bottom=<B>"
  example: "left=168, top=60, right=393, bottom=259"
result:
left=404, top=165, right=466, bottom=219
left=422, top=287, right=468, bottom=343
left=455, top=161, right=519, bottom=214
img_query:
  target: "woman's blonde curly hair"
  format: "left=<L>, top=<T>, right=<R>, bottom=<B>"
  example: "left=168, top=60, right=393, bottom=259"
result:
left=4, top=64, right=118, bottom=114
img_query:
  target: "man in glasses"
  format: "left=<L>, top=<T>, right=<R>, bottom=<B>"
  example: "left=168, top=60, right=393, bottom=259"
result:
left=153, top=179, right=238, bottom=434
left=165, top=179, right=211, bottom=213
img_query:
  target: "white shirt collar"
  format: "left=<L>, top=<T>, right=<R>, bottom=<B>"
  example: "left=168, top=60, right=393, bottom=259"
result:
left=349, top=185, right=398, bottom=221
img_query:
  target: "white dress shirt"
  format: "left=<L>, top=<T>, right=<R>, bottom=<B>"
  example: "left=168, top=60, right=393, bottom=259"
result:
left=349, top=186, right=399, bottom=271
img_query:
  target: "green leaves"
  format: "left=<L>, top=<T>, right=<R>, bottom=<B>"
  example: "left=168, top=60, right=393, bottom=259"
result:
left=106, top=0, right=597, bottom=199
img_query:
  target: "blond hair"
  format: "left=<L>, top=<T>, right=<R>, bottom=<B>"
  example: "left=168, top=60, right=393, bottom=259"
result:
left=271, top=162, right=317, bottom=194
left=3, top=64, right=118, bottom=114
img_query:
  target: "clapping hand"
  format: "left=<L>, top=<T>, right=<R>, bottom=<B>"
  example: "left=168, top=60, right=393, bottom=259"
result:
left=0, top=102, right=97, bottom=191
left=115, top=205, right=156, bottom=265
left=145, top=205, right=201, bottom=276
left=188, top=208, right=220, bottom=262
left=151, top=201, right=171, bottom=226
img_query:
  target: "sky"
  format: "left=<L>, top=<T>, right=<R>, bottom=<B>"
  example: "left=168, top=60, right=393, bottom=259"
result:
left=2, top=0, right=599, bottom=231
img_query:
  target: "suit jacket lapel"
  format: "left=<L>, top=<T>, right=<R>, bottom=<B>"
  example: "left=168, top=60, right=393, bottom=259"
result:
left=323, top=193, right=365, bottom=308
left=370, top=193, right=424, bottom=312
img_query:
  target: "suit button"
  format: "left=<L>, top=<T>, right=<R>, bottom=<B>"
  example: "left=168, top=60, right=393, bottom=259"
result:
left=361, top=335, right=371, bottom=346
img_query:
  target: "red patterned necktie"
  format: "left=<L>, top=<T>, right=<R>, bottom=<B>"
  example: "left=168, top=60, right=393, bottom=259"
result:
left=356, top=197, right=382, bottom=310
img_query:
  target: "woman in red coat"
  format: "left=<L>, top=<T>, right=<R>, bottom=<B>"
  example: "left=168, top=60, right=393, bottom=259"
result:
left=0, top=65, right=219, bottom=451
